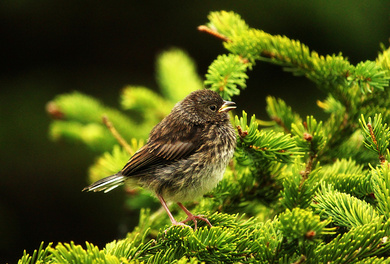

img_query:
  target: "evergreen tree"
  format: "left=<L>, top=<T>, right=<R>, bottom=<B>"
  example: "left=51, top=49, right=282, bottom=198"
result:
left=21, top=11, right=390, bottom=263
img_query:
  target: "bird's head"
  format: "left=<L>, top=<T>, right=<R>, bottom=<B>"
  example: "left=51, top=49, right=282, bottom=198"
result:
left=176, top=90, right=236, bottom=124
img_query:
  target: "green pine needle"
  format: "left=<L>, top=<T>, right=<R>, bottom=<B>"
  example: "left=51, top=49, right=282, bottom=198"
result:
left=204, top=53, right=249, bottom=100
left=266, top=96, right=302, bottom=133
left=312, top=184, right=382, bottom=229
left=359, top=113, right=390, bottom=162
left=207, top=11, right=249, bottom=40
left=313, top=219, right=390, bottom=262
left=371, top=162, right=390, bottom=220
left=39, top=10, right=390, bottom=263
left=278, top=208, right=335, bottom=244
left=291, top=116, right=326, bottom=159
left=235, top=111, right=302, bottom=166
left=320, top=158, right=372, bottom=198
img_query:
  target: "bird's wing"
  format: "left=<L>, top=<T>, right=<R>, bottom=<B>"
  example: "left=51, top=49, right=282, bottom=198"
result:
left=120, top=139, right=198, bottom=177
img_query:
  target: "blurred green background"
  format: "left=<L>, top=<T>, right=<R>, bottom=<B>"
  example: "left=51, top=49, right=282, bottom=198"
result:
left=1, top=1, right=389, bottom=262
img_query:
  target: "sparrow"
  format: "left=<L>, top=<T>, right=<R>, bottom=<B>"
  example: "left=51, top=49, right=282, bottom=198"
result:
left=83, top=89, right=237, bottom=229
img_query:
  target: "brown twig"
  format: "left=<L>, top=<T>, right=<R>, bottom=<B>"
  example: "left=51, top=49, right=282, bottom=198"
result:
left=367, top=122, right=386, bottom=163
left=367, top=123, right=378, bottom=150
left=299, top=153, right=316, bottom=190
left=299, top=133, right=316, bottom=190
left=292, top=255, right=307, bottom=264
left=305, top=230, right=316, bottom=240
left=272, top=116, right=290, bottom=134
left=46, top=101, right=64, bottom=119
left=102, top=115, right=134, bottom=155
left=237, top=125, right=248, bottom=138
left=197, top=25, right=230, bottom=42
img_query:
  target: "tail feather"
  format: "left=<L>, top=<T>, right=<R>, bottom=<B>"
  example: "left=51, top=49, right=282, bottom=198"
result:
left=83, top=173, right=125, bottom=193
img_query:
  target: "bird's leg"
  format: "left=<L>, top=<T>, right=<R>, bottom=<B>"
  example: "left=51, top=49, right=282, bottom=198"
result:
left=177, top=202, right=212, bottom=230
left=157, top=195, right=187, bottom=227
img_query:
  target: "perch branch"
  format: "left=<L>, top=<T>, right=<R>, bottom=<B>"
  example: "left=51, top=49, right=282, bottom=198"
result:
left=197, top=25, right=230, bottom=42
left=102, top=115, right=134, bottom=155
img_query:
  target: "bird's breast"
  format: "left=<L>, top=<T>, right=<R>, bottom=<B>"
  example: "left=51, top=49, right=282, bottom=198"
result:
left=154, top=123, right=236, bottom=202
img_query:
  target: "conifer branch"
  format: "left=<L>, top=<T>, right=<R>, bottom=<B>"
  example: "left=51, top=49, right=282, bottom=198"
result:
left=197, top=25, right=230, bottom=42
left=367, top=122, right=383, bottom=162
left=265, top=96, right=301, bottom=134
left=313, top=184, right=382, bottom=229
left=38, top=10, right=390, bottom=263
left=292, top=255, right=307, bottom=264
left=205, top=11, right=389, bottom=102
left=299, top=134, right=318, bottom=192
left=46, top=101, right=64, bottom=119
left=371, top=162, right=390, bottom=220
left=320, top=159, right=372, bottom=198
left=204, top=53, right=249, bottom=100
left=360, top=114, right=390, bottom=163
left=292, top=116, right=325, bottom=191
left=102, top=115, right=134, bottom=155
left=235, top=111, right=302, bottom=165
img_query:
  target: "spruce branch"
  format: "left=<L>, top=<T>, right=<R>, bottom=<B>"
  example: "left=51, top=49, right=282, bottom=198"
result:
left=46, top=101, right=64, bottom=119
left=197, top=25, right=229, bottom=42
left=376, top=44, right=390, bottom=76
left=312, top=184, right=382, bottom=229
left=136, top=213, right=283, bottom=263
left=291, top=116, right=326, bottom=188
left=281, top=161, right=322, bottom=210
left=312, top=219, right=390, bottom=262
left=265, top=96, right=302, bottom=134
left=292, top=116, right=326, bottom=159
left=49, top=120, right=114, bottom=152
left=102, top=115, right=134, bottom=155
left=320, top=158, right=372, bottom=198
left=350, top=61, right=389, bottom=94
left=18, top=242, right=53, bottom=264
left=203, top=11, right=389, bottom=101
left=353, top=257, right=390, bottom=264
left=360, top=113, right=390, bottom=163
left=292, top=255, right=307, bottom=264
left=278, top=208, right=335, bottom=260
left=371, top=162, right=390, bottom=220
left=299, top=151, right=316, bottom=191
left=47, top=92, right=148, bottom=152
left=203, top=11, right=249, bottom=41
left=317, top=94, right=346, bottom=114
left=278, top=208, right=335, bottom=246
left=204, top=53, right=249, bottom=100
left=235, top=111, right=302, bottom=166
left=37, top=10, right=390, bottom=263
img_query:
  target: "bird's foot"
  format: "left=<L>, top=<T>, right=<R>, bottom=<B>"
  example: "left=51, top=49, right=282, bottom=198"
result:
left=180, top=214, right=212, bottom=230
left=176, top=202, right=212, bottom=230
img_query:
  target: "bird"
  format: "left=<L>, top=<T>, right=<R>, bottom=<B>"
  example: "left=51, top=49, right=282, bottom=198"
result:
left=83, top=89, right=237, bottom=229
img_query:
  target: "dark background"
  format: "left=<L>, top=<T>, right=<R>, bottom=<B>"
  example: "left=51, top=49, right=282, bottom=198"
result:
left=1, top=1, right=389, bottom=262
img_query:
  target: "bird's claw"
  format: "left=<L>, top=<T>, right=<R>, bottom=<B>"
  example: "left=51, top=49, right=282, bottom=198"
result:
left=180, top=215, right=212, bottom=230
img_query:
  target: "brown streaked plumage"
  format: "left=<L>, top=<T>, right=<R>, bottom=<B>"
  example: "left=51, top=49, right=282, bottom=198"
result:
left=83, top=89, right=236, bottom=229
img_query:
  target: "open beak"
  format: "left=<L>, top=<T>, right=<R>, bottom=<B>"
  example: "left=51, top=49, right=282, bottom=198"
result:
left=218, top=100, right=236, bottom=113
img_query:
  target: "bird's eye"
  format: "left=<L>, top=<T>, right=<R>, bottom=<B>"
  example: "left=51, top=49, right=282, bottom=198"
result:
left=209, top=105, right=217, bottom=112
